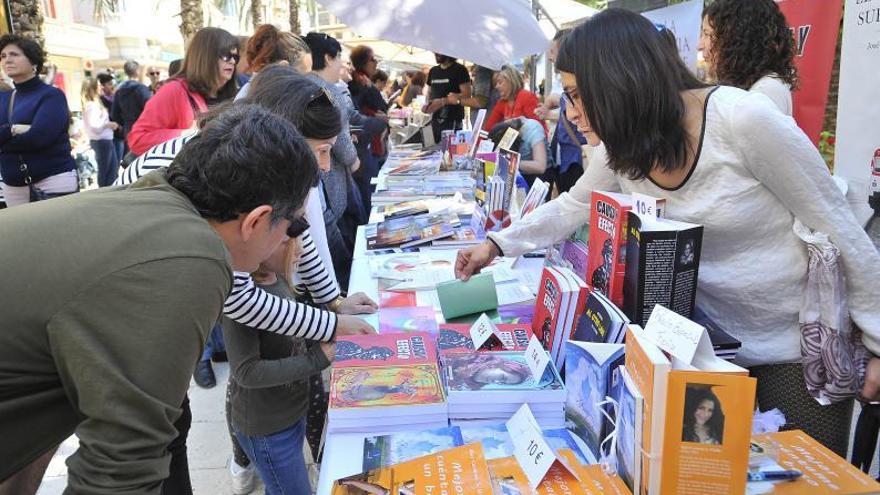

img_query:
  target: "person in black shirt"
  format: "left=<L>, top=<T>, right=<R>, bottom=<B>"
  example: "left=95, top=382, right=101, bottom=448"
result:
left=111, top=60, right=153, bottom=156
left=423, top=54, right=475, bottom=143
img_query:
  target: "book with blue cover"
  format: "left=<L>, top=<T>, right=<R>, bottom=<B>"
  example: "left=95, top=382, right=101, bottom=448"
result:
left=614, top=365, right=643, bottom=494
left=458, top=423, right=590, bottom=464
left=564, top=340, right=625, bottom=459
left=362, top=426, right=464, bottom=470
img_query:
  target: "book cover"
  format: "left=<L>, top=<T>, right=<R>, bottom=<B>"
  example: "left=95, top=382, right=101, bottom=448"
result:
left=496, top=148, right=520, bottom=220
left=751, top=430, right=880, bottom=494
left=614, top=366, right=644, bottom=494
left=659, top=370, right=757, bottom=495
left=624, top=325, right=671, bottom=495
left=564, top=341, right=626, bottom=459
left=378, top=290, right=417, bottom=309
left=438, top=323, right=534, bottom=353
left=560, top=449, right=634, bottom=495
left=329, top=364, right=445, bottom=411
left=441, top=351, right=564, bottom=395
left=461, top=424, right=515, bottom=460
left=332, top=443, right=493, bottom=495
left=381, top=200, right=430, bottom=219
left=587, top=191, right=633, bottom=307
left=573, top=291, right=630, bottom=344
left=362, top=426, right=465, bottom=470
left=487, top=457, right=534, bottom=494
left=544, top=429, right=591, bottom=466
left=532, top=267, right=572, bottom=354
left=561, top=239, right=589, bottom=281
left=378, top=306, right=438, bottom=334
left=555, top=267, right=590, bottom=369
left=623, top=211, right=703, bottom=326
left=335, top=332, right=437, bottom=368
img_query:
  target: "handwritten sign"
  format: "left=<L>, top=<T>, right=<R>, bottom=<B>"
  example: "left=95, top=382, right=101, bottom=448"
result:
left=469, top=313, right=502, bottom=350
left=643, top=305, right=712, bottom=365
left=632, top=192, right=666, bottom=218
left=525, top=335, right=551, bottom=381
left=506, top=404, right=556, bottom=489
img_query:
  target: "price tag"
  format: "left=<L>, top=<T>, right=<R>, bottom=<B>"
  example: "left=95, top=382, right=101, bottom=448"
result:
left=643, top=304, right=712, bottom=365
left=525, top=335, right=551, bottom=381
left=506, top=404, right=556, bottom=489
left=469, top=313, right=502, bottom=350
left=496, top=127, right=520, bottom=152
left=632, top=192, right=666, bottom=218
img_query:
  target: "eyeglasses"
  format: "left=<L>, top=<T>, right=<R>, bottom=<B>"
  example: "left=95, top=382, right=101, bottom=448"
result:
left=219, top=52, right=240, bottom=64
left=287, top=217, right=310, bottom=238
left=561, top=87, right=579, bottom=106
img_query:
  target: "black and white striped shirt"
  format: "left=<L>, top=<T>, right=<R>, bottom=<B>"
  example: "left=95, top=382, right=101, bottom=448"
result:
left=115, top=134, right=340, bottom=341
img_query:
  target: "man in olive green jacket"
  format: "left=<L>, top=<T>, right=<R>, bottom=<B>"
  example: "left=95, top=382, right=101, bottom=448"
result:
left=0, top=104, right=319, bottom=494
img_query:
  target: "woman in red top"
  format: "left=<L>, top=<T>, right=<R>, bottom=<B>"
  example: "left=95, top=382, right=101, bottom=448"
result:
left=127, top=27, right=240, bottom=156
left=483, top=65, right=546, bottom=134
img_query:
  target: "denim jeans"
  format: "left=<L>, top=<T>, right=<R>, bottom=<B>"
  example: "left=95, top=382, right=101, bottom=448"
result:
left=234, top=419, right=311, bottom=495
left=91, top=139, right=118, bottom=187
left=200, top=324, right=224, bottom=363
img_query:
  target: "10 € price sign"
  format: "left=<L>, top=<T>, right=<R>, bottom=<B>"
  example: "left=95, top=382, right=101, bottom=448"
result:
left=506, top=404, right=556, bottom=489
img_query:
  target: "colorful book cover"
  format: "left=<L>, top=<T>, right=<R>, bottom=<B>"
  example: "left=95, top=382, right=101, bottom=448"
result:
left=381, top=200, right=429, bottom=219
left=544, top=429, right=591, bottom=465
left=623, top=211, right=703, bottom=326
left=335, top=332, right=437, bottom=368
left=573, top=291, right=630, bottom=344
left=498, top=304, right=535, bottom=325
left=659, top=370, right=756, bottom=495
left=614, top=366, right=643, bottom=494
left=555, top=267, right=589, bottom=369
left=487, top=457, right=533, bottom=494
left=378, top=306, right=438, bottom=334
left=461, top=424, right=515, bottom=460
left=332, top=443, right=493, bottom=495
left=564, top=341, right=626, bottom=459
left=362, top=426, right=464, bottom=470
left=532, top=267, right=570, bottom=353
left=437, top=323, right=534, bottom=353
left=587, top=191, right=633, bottom=307
left=561, top=239, right=589, bottom=280
left=750, top=430, right=880, bottom=494
left=378, top=290, right=417, bottom=309
left=329, top=364, right=445, bottom=410
left=559, top=449, right=633, bottom=495
left=441, top=351, right=564, bottom=394
left=624, top=325, right=671, bottom=495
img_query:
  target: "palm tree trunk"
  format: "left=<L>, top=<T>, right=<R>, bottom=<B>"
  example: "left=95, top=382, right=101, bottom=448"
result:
left=289, top=0, right=301, bottom=35
left=8, top=0, right=45, bottom=46
left=250, top=0, right=263, bottom=30
left=180, top=0, right=205, bottom=47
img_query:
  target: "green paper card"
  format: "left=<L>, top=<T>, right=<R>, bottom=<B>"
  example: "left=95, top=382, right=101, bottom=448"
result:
left=436, top=272, right=499, bottom=320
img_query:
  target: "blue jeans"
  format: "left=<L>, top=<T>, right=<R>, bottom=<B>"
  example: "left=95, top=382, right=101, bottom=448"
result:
left=91, top=139, right=118, bottom=187
left=235, top=419, right=311, bottom=495
left=200, top=324, right=224, bottom=363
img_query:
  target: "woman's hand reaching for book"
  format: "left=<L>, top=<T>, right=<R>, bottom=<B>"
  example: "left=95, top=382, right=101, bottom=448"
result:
left=335, top=292, right=378, bottom=315
left=336, top=314, right=377, bottom=337
left=455, top=241, right=500, bottom=281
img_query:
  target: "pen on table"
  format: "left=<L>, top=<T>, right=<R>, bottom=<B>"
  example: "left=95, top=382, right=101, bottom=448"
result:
left=747, top=469, right=803, bottom=482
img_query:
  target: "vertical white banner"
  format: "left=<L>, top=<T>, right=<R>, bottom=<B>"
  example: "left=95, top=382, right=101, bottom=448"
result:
left=642, top=0, right=705, bottom=71
left=835, top=0, right=880, bottom=223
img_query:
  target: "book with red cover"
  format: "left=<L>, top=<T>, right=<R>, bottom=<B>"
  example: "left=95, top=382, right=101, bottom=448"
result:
left=587, top=191, right=633, bottom=307
left=335, top=332, right=438, bottom=368
left=532, top=267, right=577, bottom=367
left=438, top=323, right=534, bottom=353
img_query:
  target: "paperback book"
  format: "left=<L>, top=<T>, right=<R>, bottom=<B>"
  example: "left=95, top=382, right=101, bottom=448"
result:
left=532, top=266, right=588, bottom=369
left=572, top=290, right=630, bottom=344
left=441, top=351, right=565, bottom=402
left=362, top=426, right=464, bottom=470
left=587, top=191, right=633, bottom=307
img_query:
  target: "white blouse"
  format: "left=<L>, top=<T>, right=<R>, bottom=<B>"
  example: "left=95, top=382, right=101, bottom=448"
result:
left=489, top=86, right=880, bottom=366
left=749, top=74, right=792, bottom=116
left=82, top=101, right=113, bottom=141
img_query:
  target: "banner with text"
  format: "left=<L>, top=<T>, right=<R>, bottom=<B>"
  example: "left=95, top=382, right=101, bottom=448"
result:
left=643, top=0, right=704, bottom=71
left=776, top=0, right=843, bottom=144
left=834, top=0, right=880, bottom=221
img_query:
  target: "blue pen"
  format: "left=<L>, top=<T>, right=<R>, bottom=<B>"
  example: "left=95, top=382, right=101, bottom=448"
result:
left=747, top=469, right=803, bottom=482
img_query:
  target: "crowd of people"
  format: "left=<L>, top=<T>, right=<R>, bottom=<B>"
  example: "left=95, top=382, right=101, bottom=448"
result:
left=1, top=0, right=880, bottom=494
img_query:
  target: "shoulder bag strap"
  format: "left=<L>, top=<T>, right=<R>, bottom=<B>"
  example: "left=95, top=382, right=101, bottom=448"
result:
left=7, top=89, right=15, bottom=123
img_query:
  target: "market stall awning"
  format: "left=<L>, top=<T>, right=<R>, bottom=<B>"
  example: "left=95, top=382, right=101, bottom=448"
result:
left=317, top=0, right=550, bottom=70
left=341, top=39, right=437, bottom=68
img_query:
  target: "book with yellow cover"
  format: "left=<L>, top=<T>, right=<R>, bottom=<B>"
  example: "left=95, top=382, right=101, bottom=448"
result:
left=623, top=325, right=670, bottom=495
left=332, top=443, right=493, bottom=495
left=659, top=370, right=756, bottom=495
left=751, top=430, right=880, bottom=495
left=558, top=449, right=633, bottom=495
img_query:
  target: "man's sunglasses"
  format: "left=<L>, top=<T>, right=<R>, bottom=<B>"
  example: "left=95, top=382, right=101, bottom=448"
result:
left=148, top=71, right=161, bottom=76
left=287, top=217, right=310, bottom=238
left=219, top=52, right=240, bottom=64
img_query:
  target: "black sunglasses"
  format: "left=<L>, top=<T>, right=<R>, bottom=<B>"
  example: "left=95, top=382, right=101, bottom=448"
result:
left=287, top=217, right=310, bottom=238
left=148, top=71, right=161, bottom=76
left=219, top=52, right=240, bottom=64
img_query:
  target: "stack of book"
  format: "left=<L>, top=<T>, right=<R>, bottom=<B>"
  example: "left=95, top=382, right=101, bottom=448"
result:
left=532, top=266, right=589, bottom=369
left=440, top=351, right=566, bottom=429
left=367, top=210, right=460, bottom=249
left=328, top=332, right=447, bottom=434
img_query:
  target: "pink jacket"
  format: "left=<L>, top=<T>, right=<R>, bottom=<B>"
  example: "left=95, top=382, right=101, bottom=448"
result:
left=127, top=79, right=207, bottom=156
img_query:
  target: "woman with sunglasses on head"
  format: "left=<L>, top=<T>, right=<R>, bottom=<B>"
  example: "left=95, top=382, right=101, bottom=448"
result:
left=127, top=27, right=240, bottom=156
left=455, top=9, right=880, bottom=457
left=236, top=24, right=312, bottom=99
left=698, top=0, right=798, bottom=116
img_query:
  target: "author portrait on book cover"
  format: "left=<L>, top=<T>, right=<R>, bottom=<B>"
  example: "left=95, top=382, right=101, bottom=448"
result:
left=682, top=385, right=725, bottom=445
